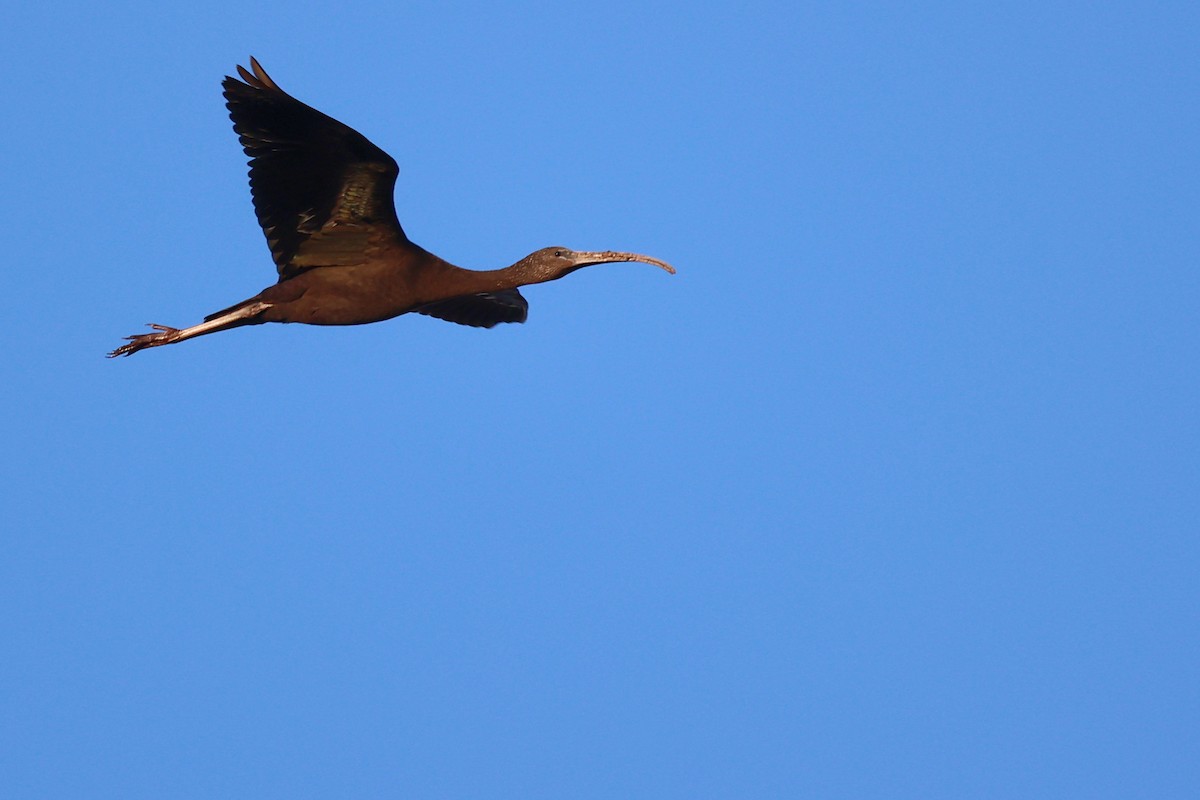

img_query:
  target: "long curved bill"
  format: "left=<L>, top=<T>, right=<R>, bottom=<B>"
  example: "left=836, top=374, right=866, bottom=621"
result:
left=572, top=250, right=677, bottom=274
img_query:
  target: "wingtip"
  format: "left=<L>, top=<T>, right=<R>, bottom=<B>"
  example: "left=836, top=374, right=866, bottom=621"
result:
left=231, top=56, right=281, bottom=91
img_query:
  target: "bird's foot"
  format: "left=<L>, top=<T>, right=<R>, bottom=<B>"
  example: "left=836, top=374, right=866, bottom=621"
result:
left=107, top=324, right=181, bottom=358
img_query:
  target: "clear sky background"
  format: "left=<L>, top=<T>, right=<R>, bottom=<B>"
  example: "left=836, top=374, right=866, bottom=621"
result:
left=3, top=1, right=1196, bottom=797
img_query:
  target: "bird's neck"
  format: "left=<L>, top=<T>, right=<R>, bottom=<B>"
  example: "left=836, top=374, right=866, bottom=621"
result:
left=417, top=258, right=553, bottom=299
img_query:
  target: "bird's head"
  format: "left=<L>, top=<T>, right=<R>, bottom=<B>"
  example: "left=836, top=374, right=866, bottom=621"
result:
left=518, top=246, right=677, bottom=284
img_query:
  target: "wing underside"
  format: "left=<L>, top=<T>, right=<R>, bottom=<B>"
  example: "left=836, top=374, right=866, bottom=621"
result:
left=415, top=290, right=529, bottom=328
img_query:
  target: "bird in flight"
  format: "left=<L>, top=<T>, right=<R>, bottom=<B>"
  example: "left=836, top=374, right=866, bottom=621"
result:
left=109, top=58, right=674, bottom=357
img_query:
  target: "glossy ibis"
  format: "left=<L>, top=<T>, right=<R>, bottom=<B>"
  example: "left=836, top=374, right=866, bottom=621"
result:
left=109, top=58, right=674, bottom=358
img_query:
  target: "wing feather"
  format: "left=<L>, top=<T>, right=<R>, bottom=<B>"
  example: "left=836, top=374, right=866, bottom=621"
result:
left=415, top=290, right=529, bottom=328
left=223, top=57, right=406, bottom=279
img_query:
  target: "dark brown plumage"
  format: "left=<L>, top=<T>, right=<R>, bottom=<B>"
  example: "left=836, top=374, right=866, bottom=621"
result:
left=109, top=58, right=674, bottom=357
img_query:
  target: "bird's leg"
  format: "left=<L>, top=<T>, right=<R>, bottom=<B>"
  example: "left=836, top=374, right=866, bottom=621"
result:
left=107, top=323, right=189, bottom=357
left=107, top=301, right=271, bottom=358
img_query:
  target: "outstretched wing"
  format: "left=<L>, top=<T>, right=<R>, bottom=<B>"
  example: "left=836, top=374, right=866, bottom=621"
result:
left=415, top=290, right=529, bottom=328
left=223, top=57, right=407, bottom=280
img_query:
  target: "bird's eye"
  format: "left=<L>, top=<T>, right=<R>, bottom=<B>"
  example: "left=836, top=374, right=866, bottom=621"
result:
left=554, top=250, right=564, bottom=258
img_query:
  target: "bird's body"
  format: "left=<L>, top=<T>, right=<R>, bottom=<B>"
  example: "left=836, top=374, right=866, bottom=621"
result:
left=109, top=58, right=673, bottom=357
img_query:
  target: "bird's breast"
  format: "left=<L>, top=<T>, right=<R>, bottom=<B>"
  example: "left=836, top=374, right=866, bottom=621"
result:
left=264, top=265, right=421, bottom=326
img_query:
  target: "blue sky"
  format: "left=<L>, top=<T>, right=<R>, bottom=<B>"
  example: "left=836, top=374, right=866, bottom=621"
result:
left=3, top=1, right=1197, bottom=797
